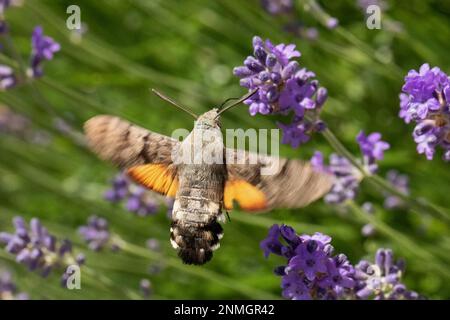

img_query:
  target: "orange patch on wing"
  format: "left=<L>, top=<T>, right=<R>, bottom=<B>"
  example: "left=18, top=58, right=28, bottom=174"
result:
left=224, top=180, right=267, bottom=212
left=127, top=164, right=178, bottom=197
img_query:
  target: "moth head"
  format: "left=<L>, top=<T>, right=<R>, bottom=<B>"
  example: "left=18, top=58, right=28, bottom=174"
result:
left=196, top=108, right=220, bottom=128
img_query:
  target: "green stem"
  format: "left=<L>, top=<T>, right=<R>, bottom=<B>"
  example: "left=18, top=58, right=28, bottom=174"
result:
left=115, top=237, right=279, bottom=299
left=347, top=201, right=450, bottom=280
left=302, top=0, right=402, bottom=77
left=321, top=127, right=450, bottom=224
left=82, top=266, right=141, bottom=299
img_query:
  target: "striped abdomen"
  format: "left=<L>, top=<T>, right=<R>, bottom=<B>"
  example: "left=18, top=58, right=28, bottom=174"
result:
left=170, top=163, right=226, bottom=265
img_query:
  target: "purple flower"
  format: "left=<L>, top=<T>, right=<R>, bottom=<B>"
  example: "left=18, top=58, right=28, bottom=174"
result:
left=140, top=279, right=152, bottom=299
left=284, top=22, right=320, bottom=41
left=0, top=0, right=11, bottom=13
left=288, top=241, right=328, bottom=281
left=361, top=202, right=376, bottom=237
left=234, top=36, right=328, bottom=148
left=383, top=170, right=409, bottom=209
left=260, top=224, right=283, bottom=258
left=277, top=121, right=310, bottom=148
left=146, top=238, right=161, bottom=252
left=326, top=17, right=339, bottom=29
left=261, top=0, right=293, bottom=15
left=299, top=232, right=331, bottom=246
left=29, top=26, right=60, bottom=78
left=126, top=186, right=158, bottom=217
left=78, top=215, right=119, bottom=251
left=312, top=152, right=361, bottom=204
left=311, top=151, right=327, bottom=172
left=0, top=0, right=11, bottom=34
left=0, top=270, right=29, bottom=300
left=311, top=132, right=389, bottom=205
left=400, top=63, right=450, bottom=161
left=262, top=224, right=422, bottom=300
left=354, top=249, right=420, bottom=299
left=357, top=131, right=390, bottom=162
left=261, top=224, right=354, bottom=300
left=105, top=172, right=162, bottom=217
left=165, top=197, right=174, bottom=219
left=0, top=106, right=51, bottom=145
left=281, top=272, right=311, bottom=300
left=319, top=255, right=355, bottom=294
left=104, top=173, right=129, bottom=202
left=0, top=217, right=83, bottom=277
left=0, top=65, right=16, bottom=90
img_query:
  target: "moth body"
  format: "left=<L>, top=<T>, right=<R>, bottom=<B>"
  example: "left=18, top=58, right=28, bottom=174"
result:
left=171, top=109, right=227, bottom=264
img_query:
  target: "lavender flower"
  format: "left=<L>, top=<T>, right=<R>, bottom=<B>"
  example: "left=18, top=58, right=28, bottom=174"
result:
left=261, top=224, right=355, bottom=300
left=148, top=262, right=165, bottom=275
left=354, top=249, right=420, bottom=300
left=357, top=131, right=390, bottom=173
left=146, top=238, right=161, bottom=252
left=140, top=279, right=152, bottom=299
left=262, top=225, right=421, bottom=300
left=312, top=131, right=389, bottom=204
left=126, top=186, right=158, bottom=216
left=0, top=0, right=10, bottom=34
left=283, top=22, right=320, bottom=41
left=361, top=202, right=376, bottom=237
left=0, top=106, right=29, bottom=136
left=0, top=64, right=16, bottom=90
left=325, top=17, right=339, bottom=29
left=78, top=215, right=119, bottom=251
left=304, top=27, right=319, bottom=40
left=165, top=197, right=174, bottom=219
left=0, top=0, right=21, bottom=14
left=400, top=63, right=450, bottom=161
left=0, top=217, right=83, bottom=277
left=29, top=26, right=60, bottom=78
left=311, top=151, right=361, bottom=204
left=105, top=172, right=162, bottom=217
left=357, top=131, right=390, bottom=162
left=383, top=170, right=409, bottom=209
left=261, top=0, right=293, bottom=15
left=0, top=106, right=51, bottom=145
left=0, top=0, right=11, bottom=14
left=234, top=36, right=328, bottom=148
left=104, top=173, right=129, bottom=202
left=0, top=270, right=29, bottom=300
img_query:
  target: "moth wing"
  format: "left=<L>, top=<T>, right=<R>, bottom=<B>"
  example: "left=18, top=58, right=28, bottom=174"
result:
left=225, top=149, right=333, bottom=212
left=84, top=115, right=179, bottom=196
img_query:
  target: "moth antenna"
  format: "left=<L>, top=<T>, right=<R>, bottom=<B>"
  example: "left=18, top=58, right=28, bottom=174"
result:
left=215, top=88, right=258, bottom=118
left=218, top=97, right=240, bottom=111
left=151, top=88, right=198, bottom=119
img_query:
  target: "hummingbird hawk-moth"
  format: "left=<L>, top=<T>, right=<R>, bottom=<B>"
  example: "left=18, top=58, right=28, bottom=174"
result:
left=84, top=89, right=332, bottom=265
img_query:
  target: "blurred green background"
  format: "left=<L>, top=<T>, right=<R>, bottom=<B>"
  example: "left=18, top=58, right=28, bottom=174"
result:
left=0, top=0, right=449, bottom=299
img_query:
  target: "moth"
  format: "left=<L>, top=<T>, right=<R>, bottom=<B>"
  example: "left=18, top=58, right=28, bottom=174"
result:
left=84, top=89, right=332, bottom=265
